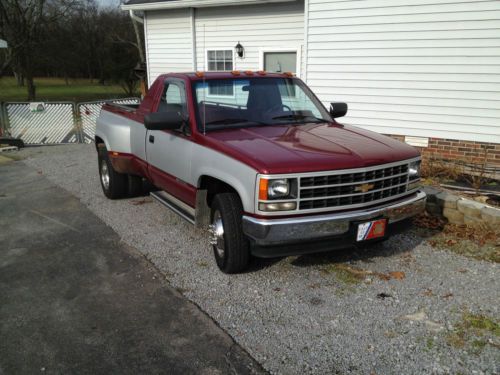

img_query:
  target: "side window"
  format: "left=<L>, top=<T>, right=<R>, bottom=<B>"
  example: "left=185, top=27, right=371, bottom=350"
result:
left=158, top=82, right=187, bottom=117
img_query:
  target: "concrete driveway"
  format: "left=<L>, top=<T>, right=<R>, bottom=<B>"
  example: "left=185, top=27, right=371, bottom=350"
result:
left=0, top=161, right=264, bottom=375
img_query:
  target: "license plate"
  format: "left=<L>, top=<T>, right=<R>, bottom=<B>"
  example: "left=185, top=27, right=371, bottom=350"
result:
left=356, top=219, right=387, bottom=242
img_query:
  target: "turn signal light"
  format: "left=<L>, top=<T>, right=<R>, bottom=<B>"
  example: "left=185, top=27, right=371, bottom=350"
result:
left=259, top=179, right=268, bottom=200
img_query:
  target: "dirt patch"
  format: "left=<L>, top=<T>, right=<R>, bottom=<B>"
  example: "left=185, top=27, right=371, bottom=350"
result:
left=414, top=212, right=499, bottom=263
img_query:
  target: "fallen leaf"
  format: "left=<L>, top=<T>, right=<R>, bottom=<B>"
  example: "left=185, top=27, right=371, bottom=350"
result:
left=388, top=271, right=406, bottom=280
left=422, top=288, right=434, bottom=297
left=377, top=273, right=391, bottom=281
left=457, top=269, right=468, bottom=273
left=441, top=293, right=454, bottom=299
left=131, top=199, right=152, bottom=206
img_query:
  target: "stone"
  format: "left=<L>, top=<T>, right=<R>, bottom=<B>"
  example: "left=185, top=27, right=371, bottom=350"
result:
left=422, top=186, right=440, bottom=203
left=443, top=208, right=464, bottom=225
left=481, top=206, right=500, bottom=229
left=425, top=321, right=445, bottom=333
left=457, top=199, right=484, bottom=218
left=436, top=192, right=459, bottom=209
left=464, top=215, right=482, bottom=228
left=426, top=202, right=442, bottom=216
left=402, top=310, right=427, bottom=322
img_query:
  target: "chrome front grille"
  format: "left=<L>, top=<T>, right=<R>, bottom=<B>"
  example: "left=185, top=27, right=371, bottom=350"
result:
left=299, top=164, right=409, bottom=211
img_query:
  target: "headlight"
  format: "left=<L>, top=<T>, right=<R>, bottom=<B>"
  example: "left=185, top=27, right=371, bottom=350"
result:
left=258, top=177, right=297, bottom=202
left=268, top=179, right=289, bottom=198
left=408, top=161, right=421, bottom=179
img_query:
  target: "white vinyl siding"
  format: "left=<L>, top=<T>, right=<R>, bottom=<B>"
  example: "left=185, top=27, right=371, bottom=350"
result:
left=194, top=1, right=305, bottom=76
left=305, top=0, right=500, bottom=143
left=145, top=8, right=194, bottom=84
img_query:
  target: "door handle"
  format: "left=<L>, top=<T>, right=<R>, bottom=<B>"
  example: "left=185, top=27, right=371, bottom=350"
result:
left=149, top=135, right=155, bottom=143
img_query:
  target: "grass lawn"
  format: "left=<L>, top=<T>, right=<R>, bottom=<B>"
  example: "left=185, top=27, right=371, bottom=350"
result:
left=0, top=77, right=138, bottom=103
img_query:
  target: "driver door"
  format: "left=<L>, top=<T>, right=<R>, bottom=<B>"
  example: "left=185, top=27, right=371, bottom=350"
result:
left=146, top=78, right=194, bottom=205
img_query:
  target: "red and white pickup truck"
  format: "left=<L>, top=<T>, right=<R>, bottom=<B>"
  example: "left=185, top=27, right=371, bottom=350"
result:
left=95, top=72, right=426, bottom=273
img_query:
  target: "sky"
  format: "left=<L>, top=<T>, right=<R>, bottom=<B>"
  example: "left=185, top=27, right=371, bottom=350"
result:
left=95, top=0, right=122, bottom=8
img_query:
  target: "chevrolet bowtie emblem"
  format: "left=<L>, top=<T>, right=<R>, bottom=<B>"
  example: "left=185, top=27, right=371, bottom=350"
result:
left=355, top=183, right=375, bottom=193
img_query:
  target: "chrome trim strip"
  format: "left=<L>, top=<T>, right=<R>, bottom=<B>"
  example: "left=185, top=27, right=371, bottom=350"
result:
left=151, top=191, right=195, bottom=224
left=299, top=171, right=409, bottom=190
left=299, top=181, right=409, bottom=202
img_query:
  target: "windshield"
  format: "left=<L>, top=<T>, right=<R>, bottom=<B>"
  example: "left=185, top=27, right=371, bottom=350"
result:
left=192, top=77, right=332, bottom=131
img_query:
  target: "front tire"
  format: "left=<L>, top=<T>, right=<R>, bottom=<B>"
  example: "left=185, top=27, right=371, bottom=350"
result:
left=98, top=147, right=127, bottom=199
left=210, top=193, right=250, bottom=274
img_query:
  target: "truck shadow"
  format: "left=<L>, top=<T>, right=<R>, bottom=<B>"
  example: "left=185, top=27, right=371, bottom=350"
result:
left=248, top=228, right=430, bottom=272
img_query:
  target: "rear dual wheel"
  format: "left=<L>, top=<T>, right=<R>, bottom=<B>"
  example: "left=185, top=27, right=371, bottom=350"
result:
left=98, top=146, right=143, bottom=199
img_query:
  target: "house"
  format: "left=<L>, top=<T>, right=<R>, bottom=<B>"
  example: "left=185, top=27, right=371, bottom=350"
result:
left=122, top=0, right=500, bottom=169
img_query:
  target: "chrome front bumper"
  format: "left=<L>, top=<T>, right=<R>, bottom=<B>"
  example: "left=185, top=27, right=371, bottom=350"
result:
left=242, top=191, right=426, bottom=246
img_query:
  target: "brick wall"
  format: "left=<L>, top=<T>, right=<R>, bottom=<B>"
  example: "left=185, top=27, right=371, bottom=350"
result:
left=384, top=134, right=500, bottom=177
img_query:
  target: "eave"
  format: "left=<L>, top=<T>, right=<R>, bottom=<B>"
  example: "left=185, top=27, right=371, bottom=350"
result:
left=121, top=0, right=297, bottom=11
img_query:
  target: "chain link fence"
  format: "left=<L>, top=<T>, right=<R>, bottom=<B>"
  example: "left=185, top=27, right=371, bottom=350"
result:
left=0, top=98, right=140, bottom=145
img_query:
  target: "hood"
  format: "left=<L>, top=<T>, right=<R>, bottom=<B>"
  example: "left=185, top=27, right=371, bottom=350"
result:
left=203, top=122, right=420, bottom=174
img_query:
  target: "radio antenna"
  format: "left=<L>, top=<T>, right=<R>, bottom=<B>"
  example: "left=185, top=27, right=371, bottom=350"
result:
left=203, top=23, right=207, bottom=136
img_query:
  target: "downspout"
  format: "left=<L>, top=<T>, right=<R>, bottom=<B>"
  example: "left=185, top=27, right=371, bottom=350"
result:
left=128, top=10, right=148, bottom=97
left=129, top=9, right=144, bottom=25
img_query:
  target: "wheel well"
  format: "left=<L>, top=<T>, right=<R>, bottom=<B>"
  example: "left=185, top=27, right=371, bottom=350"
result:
left=95, top=136, right=105, bottom=151
left=199, top=176, right=238, bottom=208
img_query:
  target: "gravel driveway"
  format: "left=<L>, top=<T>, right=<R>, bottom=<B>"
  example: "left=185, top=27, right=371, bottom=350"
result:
left=19, top=144, right=499, bottom=375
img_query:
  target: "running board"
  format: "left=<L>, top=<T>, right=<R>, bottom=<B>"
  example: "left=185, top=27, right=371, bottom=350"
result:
left=150, top=191, right=195, bottom=225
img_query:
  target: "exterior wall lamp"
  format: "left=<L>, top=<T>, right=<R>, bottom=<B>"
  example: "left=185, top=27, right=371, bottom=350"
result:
left=235, top=42, right=244, bottom=58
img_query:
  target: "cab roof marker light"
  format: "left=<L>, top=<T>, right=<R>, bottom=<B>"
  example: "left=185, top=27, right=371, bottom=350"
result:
left=284, top=72, right=294, bottom=77
left=195, top=71, right=204, bottom=78
left=245, top=70, right=254, bottom=76
left=231, top=70, right=241, bottom=76
left=257, top=71, right=267, bottom=75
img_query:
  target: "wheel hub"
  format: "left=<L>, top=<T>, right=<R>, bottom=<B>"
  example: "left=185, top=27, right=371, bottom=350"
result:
left=209, top=211, right=225, bottom=258
left=100, top=160, right=110, bottom=189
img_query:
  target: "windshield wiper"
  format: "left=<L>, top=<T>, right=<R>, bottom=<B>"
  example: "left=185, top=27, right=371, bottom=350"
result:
left=204, top=118, right=267, bottom=126
left=205, top=118, right=250, bottom=126
left=272, top=114, right=328, bottom=123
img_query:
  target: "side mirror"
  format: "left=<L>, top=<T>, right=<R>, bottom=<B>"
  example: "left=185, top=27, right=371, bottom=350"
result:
left=329, top=102, right=348, bottom=118
left=144, top=111, right=184, bottom=131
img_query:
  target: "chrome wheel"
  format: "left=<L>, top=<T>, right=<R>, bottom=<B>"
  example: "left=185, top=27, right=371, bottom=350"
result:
left=100, top=160, right=110, bottom=190
left=209, top=210, right=225, bottom=258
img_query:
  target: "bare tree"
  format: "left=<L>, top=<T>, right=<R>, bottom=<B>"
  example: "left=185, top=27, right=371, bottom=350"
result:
left=0, top=0, right=80, bottom=100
